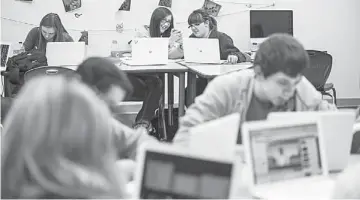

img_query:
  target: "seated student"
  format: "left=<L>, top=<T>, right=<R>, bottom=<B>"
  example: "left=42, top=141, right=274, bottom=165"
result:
left=23, top=13, right=73, bottom=52
left=76, top=57, right=157, bottom=159
left=1, top=76, right=128, bottom=199
left=174, top=34, right=337, bottom=145
left=185, top=9, right=251, bottom=104
left=126, top=6, right=183, bottom=132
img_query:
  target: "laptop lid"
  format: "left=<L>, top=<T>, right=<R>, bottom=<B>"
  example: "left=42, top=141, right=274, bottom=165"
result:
left=1, top=42, right=12, bottom=69
left=189, top=113, right=240, bottom=159
left=124, top=38, right=168, bottom=66
left=46, top=42, right=86, bottom=66
left=134, top=143, right=237, bottom=199
left=242, top=119, right=329, bottom=189
left=183, top=38, right=221, bottom=64
left=267, top=111, right=356, bottom=172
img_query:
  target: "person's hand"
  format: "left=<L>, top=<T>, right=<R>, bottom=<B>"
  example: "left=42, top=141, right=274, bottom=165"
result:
left=170, top=29, right=182, bottom=44
left=116, top=159, right=136, bottom=183
left=227, top=55, right=238, bottom=64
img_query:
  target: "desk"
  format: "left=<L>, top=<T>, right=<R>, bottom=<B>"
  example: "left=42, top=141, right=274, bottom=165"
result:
left=179, top=62, right=253, bottom=105
left=63, top=62, right=188, bottom=120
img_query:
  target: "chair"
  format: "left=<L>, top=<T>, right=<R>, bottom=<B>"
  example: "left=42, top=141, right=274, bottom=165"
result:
left=303, top=50, right=337, bottom=105
left=24, top=66, right=79, bottom=82
left=350, top=123, right=360, bottom=154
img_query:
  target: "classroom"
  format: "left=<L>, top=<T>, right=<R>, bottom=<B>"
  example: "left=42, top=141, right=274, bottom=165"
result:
left=1, top=0, right=360, bottom=199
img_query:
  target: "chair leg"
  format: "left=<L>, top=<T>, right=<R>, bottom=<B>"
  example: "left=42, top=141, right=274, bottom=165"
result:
left=331, top=88, right=337, bottom=105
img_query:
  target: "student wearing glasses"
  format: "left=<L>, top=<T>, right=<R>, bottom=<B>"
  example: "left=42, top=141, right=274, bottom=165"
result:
left=23, top=13, right=73, bottom=52
left=184, top=9, right=251, bottom=104
left=127, top=7, right=183, bottom=132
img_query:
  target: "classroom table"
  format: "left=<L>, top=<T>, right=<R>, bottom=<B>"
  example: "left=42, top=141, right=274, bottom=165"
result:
left=178, top=62, right=253, bottom=105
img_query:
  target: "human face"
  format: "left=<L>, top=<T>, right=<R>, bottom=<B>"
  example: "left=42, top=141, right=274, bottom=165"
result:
left=256, top=71, right=302, bottom=106
left=103, top=85, right=126, bottom=106
left=41, top=26, right=56, bottom=41
left=160, top=15, right=172, bottom=34
left=189, top=20, right=209, bottom=38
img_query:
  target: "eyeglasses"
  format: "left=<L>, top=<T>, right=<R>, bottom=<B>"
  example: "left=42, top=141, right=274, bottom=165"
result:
left=160, top=19, right=172, bottom=25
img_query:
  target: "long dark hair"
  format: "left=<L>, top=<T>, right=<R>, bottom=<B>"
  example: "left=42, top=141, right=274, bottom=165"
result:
left=188, top=9, right=217, bottom=31
left=38, top=13, right=69, bottom=51
left=149, top=7, right=174, bottom=38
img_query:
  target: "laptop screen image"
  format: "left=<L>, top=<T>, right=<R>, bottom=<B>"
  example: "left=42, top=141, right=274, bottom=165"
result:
left=140, top=151, right=233, bottom=199
left=249, top=123, right=323, bottom=185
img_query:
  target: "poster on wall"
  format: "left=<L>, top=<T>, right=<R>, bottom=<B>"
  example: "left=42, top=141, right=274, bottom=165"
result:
left=158, top=0, right=172, bottom=8
left=62, top=0, right=82, bottom=12
left=202, top=0, right=222, bottom=17
left=119, top=0, right=131, bottom=11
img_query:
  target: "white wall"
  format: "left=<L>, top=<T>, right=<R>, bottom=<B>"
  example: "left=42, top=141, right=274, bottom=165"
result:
left=1, top=0, right=360, bottom=99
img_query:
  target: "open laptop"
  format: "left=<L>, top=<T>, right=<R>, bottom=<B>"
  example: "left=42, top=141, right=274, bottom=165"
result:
left=267, top=111, right=356, bottom=172
left=121, top=38, right=168, bottom=66
left=134, top=143, right=238, bottom=199
left=1, top=42, right=13, bottom=70
left=46, top=42, right=86, bottom=66
left=242, top=118, right=335, bottom=199
left=183, top=38, right=222, bottom=64
left=188, top=113, right=241, bottom=159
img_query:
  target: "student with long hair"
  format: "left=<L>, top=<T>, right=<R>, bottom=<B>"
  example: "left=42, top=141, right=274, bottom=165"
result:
left=1, top=76, right=128, bottom=199
left=23, top=13, right=73, bottom=52
left=127, top=6, right=183, bottom=132
left=185, top=9, right=251, bottom=104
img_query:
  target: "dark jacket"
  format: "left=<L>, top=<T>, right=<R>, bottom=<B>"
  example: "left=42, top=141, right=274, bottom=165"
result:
left=190, top=30, right=250, bottom=62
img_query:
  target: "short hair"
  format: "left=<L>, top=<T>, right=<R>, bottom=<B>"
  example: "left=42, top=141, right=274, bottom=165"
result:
left=1, top=76, right=127, bottom=198
left=254, top=33, right=310, bottom=78
left=76, top=57, right=133, bottom=96
left=188, top=9, right=217, bottom=31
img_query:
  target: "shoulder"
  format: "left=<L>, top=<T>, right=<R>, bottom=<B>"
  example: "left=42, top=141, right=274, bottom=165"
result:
left=215, top=31, right=233, bottom=41
left=62, top=32, right=74, bottom=42
left=27, top=27, right=40, bottom=36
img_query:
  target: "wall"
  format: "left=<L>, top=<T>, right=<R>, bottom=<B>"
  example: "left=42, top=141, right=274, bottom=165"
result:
left=1, top=0, right=360, bottom=100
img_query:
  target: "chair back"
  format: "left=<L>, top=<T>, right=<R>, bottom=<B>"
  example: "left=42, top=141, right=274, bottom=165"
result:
left=303, top=50, right=333, bottom=90
left=24, top=66, right=79, bottom=82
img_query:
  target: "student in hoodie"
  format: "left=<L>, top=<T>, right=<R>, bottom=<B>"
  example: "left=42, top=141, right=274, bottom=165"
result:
left=23, top=13, right=73, bottom=52
left=185, top=9, right=251, bottom=105
left=174, top=33, right=337, bottom=146
left=76, top=57, right=157, bottom=160
left=126, top=7, right=183, bottom=132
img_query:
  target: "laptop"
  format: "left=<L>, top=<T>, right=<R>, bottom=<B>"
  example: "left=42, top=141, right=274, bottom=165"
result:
left=183, top=38, right=222, bottom=64
left=242, top=118, right=335, bottom=199
left=1, top=42, right=12, bottom=70
left=46, top=42, right=86, bottom=66
left=267, top=111, right=356, bottom=172
left=121, top=38, right=168, bottom=66
left=133, top=143, right=238, bottom=199
left=188, top=113, right=241, bottom=159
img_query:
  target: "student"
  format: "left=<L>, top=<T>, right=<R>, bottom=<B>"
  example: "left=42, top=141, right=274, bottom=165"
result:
left=126, top=6, right=183, bottom=131
left=174, top=34, right=337, bottom=145
left=23, top=13, right=73, bottom=52
left=185, top=9, right=251, bottom=103
left=133, top=6, right=183, bottom=59
left=76, top=57, right=157, bottom=159
left=1, top=76, right=128, bottom=199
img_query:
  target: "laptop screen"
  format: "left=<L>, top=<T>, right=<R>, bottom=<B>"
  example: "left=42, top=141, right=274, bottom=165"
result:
left=140, top=151, right=233, bottom=199
left=249, top=123, right=323, bottom=185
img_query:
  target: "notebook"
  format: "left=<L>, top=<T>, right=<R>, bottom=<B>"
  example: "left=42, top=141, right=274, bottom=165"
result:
left=242, top=118, right=335, bottom=199
left=133, top=143, right=238, bottom=199
left=46, top=42, right=86, bottom=66
left=183, top=38, right=221, bottom=64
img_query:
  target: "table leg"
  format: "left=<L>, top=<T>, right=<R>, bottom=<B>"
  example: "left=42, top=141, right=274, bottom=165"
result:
left=187, top=72, right=197, bottom=105
left=167, top=73, right=174, bottom=126
left=178, top=72, right=185, bottom=117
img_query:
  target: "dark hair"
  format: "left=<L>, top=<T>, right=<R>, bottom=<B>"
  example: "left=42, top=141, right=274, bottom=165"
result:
left=254, top=33, right=310, bottom=78
left=38, top=13, right=69, bottom=50
left=76, top=57, right=133, bottom=96
left=188, top=9, right=217, bottom=31
left=149, top=7, right=174, bottom=38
